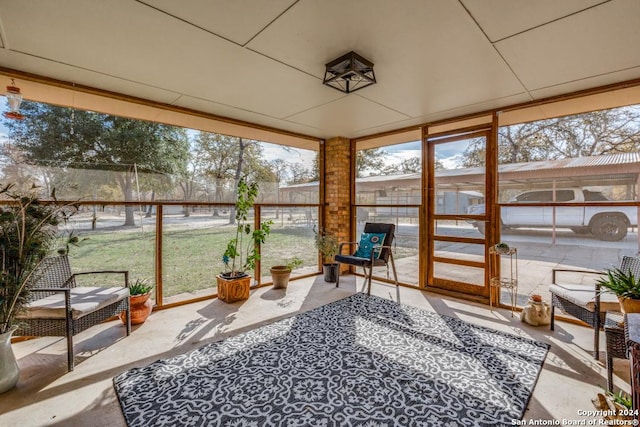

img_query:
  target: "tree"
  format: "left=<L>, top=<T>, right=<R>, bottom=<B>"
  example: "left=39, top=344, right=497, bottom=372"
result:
left=270, top=159, right=289, bottom=219
left=356, top=148, right=387, bottom=177
left=310, top=152, right=320, bottom=182
left=189, top=133, right=273, bottom=222
left=229, top=138, right=260, bottom=224
left=270, top=159, right=289, bottom=187
left=462, top=107, right=640, bottom=167
left=288, top=163, right=313, bottom=185
left=5, top=102, right=190, bottom=226
left=193, top=132, right=239, bottom=215
left=546, top=108, right=640, bottom=158
left=381, top=157, right=421, bottom=174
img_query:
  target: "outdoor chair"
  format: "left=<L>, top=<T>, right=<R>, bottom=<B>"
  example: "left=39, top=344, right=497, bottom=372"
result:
left=549, top=255, right=640, bottom=359
left=14, top=255, right=131, bottom=371
left=335, top=222, right=399, bottom=295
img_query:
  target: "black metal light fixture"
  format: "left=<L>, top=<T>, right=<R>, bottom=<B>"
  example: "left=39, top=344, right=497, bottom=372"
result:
left=323, top=51, right=376, bottom=94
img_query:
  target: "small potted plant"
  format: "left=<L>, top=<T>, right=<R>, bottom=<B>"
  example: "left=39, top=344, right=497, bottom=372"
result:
left=314, top=227, right=339, bottom=282
left=217, top=177, right=272, bottom=303
left=597, top=266, right=640, bottom=314
left=270, top=257, right=304, bottom=289
left=530, top=294, right=543, bottom=303
left=120, top=279, right=153, bottom=325
left=494, top=242, right=510, bottom=254
left=592, top=390, right=633, bottom=423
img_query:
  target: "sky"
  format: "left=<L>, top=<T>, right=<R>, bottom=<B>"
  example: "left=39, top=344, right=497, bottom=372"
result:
left=368, top=138, right=472, bottom=172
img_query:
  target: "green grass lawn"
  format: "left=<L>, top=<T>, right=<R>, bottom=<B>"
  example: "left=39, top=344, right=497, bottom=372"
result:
left=64, top=213, right=418, bottom=301
left=67, top=224, right=319, bottom=298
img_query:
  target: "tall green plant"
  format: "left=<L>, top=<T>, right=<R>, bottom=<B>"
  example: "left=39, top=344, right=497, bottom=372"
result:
left=0, top=184, right=78, bottom=334
left=222, top=177, right=272, bottom=278
left=314, top=227, right=339, bottom=264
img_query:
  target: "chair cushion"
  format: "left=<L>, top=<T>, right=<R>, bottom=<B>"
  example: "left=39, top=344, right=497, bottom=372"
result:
left=17, top=286, right=130, bottom=320
left=354, top=232, right=386, bottom=259
left=335, top=254, right=387, bottom=267
left=549, top=283, right=620, bottom=312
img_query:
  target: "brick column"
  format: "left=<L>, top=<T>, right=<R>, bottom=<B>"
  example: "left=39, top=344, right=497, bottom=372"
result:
left=323, top=137, right=351, bottom=263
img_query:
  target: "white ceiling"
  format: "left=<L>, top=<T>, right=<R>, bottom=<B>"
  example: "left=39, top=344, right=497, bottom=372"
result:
left=0, top=0, right=639, bottom=140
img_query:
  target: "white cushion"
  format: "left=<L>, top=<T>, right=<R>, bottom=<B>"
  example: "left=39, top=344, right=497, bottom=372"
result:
left=549, top=283, right=620, bottom=312
left=17, top=286, right=130, bottom=320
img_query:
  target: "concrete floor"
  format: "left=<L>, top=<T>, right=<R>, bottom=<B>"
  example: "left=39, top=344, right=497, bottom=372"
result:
left=0, top=275, right=632, bottom=426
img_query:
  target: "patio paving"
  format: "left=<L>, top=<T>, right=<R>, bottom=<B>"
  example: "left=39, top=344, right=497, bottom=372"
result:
left=0, top=274, right=631, bottom=426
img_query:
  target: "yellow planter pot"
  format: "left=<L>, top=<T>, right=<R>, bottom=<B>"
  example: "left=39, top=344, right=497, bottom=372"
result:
left=618, top=296, right=640, bottom=314
left=217, top=275, right=251, bottom=303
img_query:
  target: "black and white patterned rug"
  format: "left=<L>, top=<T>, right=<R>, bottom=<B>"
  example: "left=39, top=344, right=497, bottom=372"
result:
left=113, top=293, right=549, bottom=426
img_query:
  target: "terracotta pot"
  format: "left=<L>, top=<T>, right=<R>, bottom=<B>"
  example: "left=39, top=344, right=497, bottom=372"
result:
left=120, top=293, right=153, bottom=325
left=216, top=274, right=251, bottom=303
left=270, top=266, right=291, bottom=289
left=618, top=296, right=640, bottom=314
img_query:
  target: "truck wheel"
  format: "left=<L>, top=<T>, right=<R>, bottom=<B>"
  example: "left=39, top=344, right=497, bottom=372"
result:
left=591, top=215, right=628, bottom=241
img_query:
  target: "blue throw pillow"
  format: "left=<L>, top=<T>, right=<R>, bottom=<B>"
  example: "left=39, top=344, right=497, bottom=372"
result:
left=354, top=232, right=386, bottom=259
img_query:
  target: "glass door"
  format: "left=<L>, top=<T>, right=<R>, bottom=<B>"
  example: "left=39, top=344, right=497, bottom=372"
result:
left=427, top=130, right=490, bottom=297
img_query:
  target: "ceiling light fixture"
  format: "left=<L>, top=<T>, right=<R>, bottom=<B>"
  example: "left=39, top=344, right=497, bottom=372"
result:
left=4, top=79, right=24, bottom=120
left=323, top=51, right=376, bottom=94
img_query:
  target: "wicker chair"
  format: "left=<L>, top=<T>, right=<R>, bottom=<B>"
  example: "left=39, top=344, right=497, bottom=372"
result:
left=550, top=255, right=640, bottom=359
left=335, top=222, right=399, bottom=295
left=14, top=255, right=131, bottom=371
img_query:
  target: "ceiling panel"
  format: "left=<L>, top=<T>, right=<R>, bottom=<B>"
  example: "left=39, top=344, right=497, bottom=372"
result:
left=0, top=50, right=182, bottom=106
left=462, top=0, right=605, bottom=42
left=0, top=0, right=638, bottom=139
left=172, top=95, right=324, bottom=138
left=286, top=95, right=410, bottom=137
left=0, top=0, right=341, bottom=119
left=248, top=0, right=526, bottom=119
left=529, top=67, right=640, bottom=101
left=349, top=92, right=533, bottom=139
left=495, top=0, right=640, bottom=91
left=139, top=0, right=297, bottom=46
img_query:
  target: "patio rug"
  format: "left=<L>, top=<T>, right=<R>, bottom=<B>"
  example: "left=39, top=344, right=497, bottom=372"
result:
left=113, top=293, right=549, bottom=426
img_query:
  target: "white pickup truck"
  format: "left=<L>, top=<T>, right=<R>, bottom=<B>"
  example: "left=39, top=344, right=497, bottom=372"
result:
left=467, top=188, right=638, bottom=241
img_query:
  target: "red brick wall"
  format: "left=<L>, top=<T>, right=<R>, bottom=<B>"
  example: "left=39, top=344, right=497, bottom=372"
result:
left=323, top=137, right=351, bottom=258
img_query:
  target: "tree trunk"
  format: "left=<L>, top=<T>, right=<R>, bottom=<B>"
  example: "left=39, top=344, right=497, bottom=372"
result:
left=181, top=182, right=191, bottom=217
left=118, top=170, right=136, bottom=227
left=145, top=191, right=155, bottom=218
left=229, top=137, right=247, bottom=225
left=212, top=177, right=223, bottom=217
left=124, top=205, right=135, bottom=226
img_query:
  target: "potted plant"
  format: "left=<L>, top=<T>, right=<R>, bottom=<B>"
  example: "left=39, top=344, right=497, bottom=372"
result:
left=119, top=279, right=153, bottom=325
left=0, top=184, right=77, bottom=393
left=217, top=177, right=272, bottom=303
left=597, top=266, right=640, bottom=313
left=592, top=390, right=633, bottom=423
left=494, top=242, right=510, bottom=254
left=270, top=257, right=303, bottom=289
left=314, top=227, right=339, bottom=282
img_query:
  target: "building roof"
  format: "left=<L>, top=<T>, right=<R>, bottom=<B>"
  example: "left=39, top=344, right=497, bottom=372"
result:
left=282, top=152, right=640, bottom=192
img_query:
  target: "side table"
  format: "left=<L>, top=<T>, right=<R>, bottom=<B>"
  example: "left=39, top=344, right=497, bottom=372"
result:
left=605, top=311, right=627, bottom=392
left=488, top=246, right=518, bottom=316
